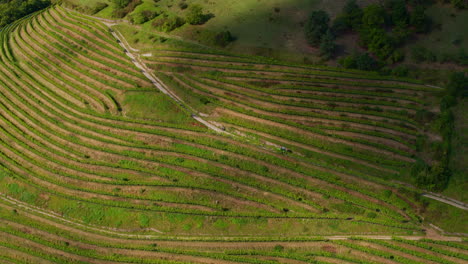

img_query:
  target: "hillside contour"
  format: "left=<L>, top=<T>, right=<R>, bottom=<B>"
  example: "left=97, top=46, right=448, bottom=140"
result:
left=0, top=5, right=466, bottom=263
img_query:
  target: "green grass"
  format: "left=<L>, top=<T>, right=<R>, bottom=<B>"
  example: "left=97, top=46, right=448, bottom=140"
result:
left=422, top=197, right=468, bottom=233
left=406, top=3, right=468, bottom=63
left=443, top=97, right=468, bottom=202
left=123, top=90, right=192, bottom=124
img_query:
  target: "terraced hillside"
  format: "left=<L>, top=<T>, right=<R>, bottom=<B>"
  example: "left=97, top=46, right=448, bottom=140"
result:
left=0, top=5, right=466, bottom=263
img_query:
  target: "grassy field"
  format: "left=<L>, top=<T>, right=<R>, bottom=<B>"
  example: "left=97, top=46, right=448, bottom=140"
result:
left=0, top=4, right=466, bottom=263
left=405, top=3, right=468, bottom=64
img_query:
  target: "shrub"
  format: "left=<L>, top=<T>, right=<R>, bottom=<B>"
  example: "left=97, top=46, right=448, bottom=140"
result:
left=111, top=0, right=131, bottom=9
left=92, top=2, right=108, bottom=14
left=274, top=245, right=284, bottom=252
left=410, top=5, right=431, bottom=33
left=152, top=15, right=185, bottom=32
left=179, top=1, right=188, bottom=10
left=112, top=0, right=143, bottom=18
left=452, top=0, right=468, bottom=9
left=131, top=10, right=157, bottom=24
left=411, top=46, right=436, bottom=62
left=195, top=30, right=234, bottom=47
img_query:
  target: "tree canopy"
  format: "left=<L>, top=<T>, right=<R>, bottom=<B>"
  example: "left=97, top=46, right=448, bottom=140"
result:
left=0, top=0, right=50, bottom=28
left=304, top=10, right=330, bottom=46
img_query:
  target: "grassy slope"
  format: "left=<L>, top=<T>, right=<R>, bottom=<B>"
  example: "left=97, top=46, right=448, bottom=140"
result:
left=444, top=98, right=467, bottom=201
left=405, top=3, right=468, bottom=63
left=0, top=4, right=466, bottom=262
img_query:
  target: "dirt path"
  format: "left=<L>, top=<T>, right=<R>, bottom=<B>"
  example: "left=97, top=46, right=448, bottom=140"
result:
left=422, top=194, right=468, bottom=211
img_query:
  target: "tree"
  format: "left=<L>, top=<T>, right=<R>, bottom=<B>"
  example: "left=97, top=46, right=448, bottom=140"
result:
left=304, top=10, right=330, bottom=46
left=343, top=0, right=363, bottom=30
left=410, top=5, right=431, bottom=33
left=389, top=0, right=409, bottom=27
left=319, top=30, right=337, bottom=59
left=0, top=0, right=51, bottom=27
left=452, top=0, right=468, bottom=9
left=111, top=0, right=130, bottom=9
left=361, top=27, right=394, bottom=60
left=447, top=72, right=468, bottom=96
left=362, top=4, right=386, bottom=28
left=355, top=53, right=377, bottom=70
left=331, top=15, right=349, bottom=34
left=186, top=4, right=210, bottom=25
left=339, top=52, right=378, bottom=71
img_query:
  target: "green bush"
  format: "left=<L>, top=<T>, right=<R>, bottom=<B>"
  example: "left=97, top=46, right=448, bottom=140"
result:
left=130, top=10, right=157, bottom=24
left=152, top=15, right=185, bottom=32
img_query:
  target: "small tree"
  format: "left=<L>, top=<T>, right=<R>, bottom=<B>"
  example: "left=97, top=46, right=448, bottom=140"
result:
left=319, top=30, right=337, bottom=59
left=111, top=0, right=130, bottom=9
left=452, top=0, right=468, bottom=9
left=362, top=4, right=386, bottom=28
left=304, top=10, right=330, bottom=46
left=389, top=0, right=409, bottom=27
left=343, top=0, right=363, bottom=30
left=410, top=5, right=431, bottom=33
left=186, top=4, right=210, bottom=25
